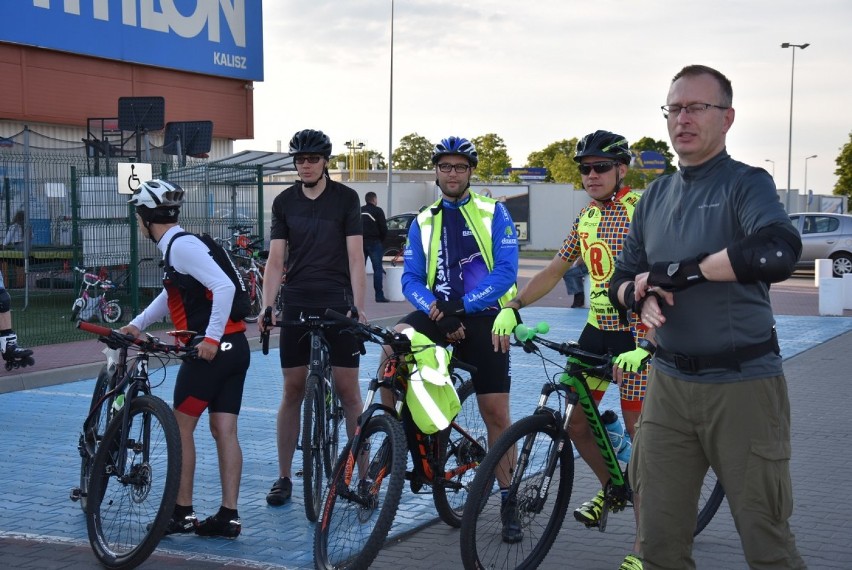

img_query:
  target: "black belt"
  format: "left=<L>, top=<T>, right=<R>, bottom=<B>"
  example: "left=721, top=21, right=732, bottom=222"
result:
left=655, top=328, right=779, bottom=373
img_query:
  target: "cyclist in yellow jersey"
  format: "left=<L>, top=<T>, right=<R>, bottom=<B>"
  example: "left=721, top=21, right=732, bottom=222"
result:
left=493, top=131, right=650, bottom=570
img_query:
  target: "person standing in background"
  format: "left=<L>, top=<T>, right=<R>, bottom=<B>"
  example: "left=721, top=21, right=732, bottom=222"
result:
left=362, top=191, right=389, bottom=302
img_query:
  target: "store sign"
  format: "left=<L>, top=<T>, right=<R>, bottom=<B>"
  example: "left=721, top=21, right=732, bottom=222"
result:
left=2, top=1, right=263, bottom=81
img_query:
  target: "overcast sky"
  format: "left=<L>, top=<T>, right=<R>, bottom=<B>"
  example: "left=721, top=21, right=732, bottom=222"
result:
left=234, top=0, right=852, bottom=199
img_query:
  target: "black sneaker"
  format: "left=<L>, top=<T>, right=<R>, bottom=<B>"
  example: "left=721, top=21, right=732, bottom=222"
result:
left=501, top=497, right=523, bottom=544
left=149, top=512, right=197, bottom=535
left=376, top=296, right=390, bottom=303
left=195, top=513, right=241, bottom=539
left=266, top=476, right=292, bottom=506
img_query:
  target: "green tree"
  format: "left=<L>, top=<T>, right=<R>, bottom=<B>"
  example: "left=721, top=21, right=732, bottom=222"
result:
left=834, top=131, right=852, bottom=207
left=393, top=132, right=433, bottom=170
left=526, top=138, right=581, bottom=187
left=472, top=133, right=512, bottom=182
left=624, top=137, right=676, bottom=189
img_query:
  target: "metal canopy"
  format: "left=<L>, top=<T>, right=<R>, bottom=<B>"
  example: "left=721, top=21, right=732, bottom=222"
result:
left=210, top=150, right=295, bottom=176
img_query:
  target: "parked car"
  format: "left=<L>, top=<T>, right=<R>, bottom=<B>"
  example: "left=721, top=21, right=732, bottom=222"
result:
left=382, top=212, right=417, bottom=257
left=788, top=213, right=852, bottom=277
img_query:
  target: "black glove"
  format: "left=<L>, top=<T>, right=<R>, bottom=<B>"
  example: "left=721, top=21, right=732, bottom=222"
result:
left=436, top=315, right=463, bottom=336
left=435, top=298, right=465, bottom=316
left=648, top=254, right=708, bottom=291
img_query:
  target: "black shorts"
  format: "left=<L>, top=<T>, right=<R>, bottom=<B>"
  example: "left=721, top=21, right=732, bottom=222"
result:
left=399, top=311, right=510, bottom=395
left=279, top=305, right=361, bottom=369
left=577, top=324, right=635, bottom=359
left=174, top=332, right=250, bottom=417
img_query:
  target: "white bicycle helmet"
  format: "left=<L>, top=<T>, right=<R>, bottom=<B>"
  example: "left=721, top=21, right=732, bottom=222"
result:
left=128, top=180, right=185, bottom=209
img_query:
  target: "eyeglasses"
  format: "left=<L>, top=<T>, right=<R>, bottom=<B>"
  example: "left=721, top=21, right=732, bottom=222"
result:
left=661, top=103, right=729, bottom=119
left=294, top=155, right=323, bottom=165
left=437, top=163, right=471, bottom=173
left=578, top=161, right=618, bottom=176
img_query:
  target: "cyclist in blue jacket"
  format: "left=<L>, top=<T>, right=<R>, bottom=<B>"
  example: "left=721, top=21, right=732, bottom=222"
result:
left=399, top=136, right=522, bottom=541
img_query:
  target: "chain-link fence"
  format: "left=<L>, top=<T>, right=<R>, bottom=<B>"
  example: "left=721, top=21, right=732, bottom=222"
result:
left=0, top=151, right=264, bottom=346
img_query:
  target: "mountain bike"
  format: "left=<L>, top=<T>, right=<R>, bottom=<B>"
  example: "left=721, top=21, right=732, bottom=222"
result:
left=459, top=322, right=725, bottom=569
left=313, top=310, right=488, bottom=570
left=235, top=251, right=265, bottom=323
left=382, top=236, right=406, bottom=268
left=71, top=321, right=196, bottom=569
left=261, top=306, right=345, bottom=522
left=71, top=267, right=123, bottom=323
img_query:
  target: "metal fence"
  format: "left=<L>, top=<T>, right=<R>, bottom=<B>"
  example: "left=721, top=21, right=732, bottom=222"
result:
left=0, top=151, right=264, bottom=347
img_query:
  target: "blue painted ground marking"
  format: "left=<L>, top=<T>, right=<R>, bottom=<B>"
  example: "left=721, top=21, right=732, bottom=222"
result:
left=0, top=309, right=848, bottom=568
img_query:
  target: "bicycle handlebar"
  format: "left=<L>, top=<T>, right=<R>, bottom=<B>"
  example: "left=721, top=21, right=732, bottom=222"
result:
left=514, top=321, right=614, bottom=381
left=77, top=321, right=198, bottom=358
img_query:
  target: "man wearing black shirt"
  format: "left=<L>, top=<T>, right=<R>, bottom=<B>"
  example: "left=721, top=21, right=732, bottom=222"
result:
left=260, top=129, right=367, bottom=507
left=361, top=191, right=389, bottom=302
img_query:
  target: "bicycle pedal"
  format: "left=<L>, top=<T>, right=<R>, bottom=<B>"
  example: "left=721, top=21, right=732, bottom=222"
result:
left=69, top=487, right=82, bottom=502
left=295, top=469, right=304, bottom=477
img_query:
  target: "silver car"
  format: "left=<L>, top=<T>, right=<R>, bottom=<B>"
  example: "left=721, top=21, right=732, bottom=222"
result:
left=788, top=213, right=852, bottom=277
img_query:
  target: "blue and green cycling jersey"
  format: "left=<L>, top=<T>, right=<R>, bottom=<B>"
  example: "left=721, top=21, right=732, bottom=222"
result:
left=401, top=192, right=518, bottom=315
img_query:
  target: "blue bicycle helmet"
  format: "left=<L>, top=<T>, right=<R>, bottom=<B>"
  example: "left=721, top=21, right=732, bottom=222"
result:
left=432, top=136, right=478, bottom=167
left=574, top=130, right=631, bottom=165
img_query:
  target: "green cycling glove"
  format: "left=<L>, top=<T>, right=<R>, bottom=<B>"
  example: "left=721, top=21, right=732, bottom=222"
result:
left=613, top=347, right=652, bottom=374
left=491, top=307, right=521, bottom=336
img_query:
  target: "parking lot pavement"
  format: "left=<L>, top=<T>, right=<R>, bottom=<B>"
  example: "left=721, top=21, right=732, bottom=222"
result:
left=1, top=306, right=851, bottom=569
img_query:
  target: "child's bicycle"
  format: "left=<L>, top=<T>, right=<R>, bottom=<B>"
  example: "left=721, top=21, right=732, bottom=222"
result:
left=459, top=322, right=725, bottom=570
left=313, top=310, right=488, bottom=570
left=71, top=267, right=122, bottom=323
left=69, top=321, right=197, bottom=569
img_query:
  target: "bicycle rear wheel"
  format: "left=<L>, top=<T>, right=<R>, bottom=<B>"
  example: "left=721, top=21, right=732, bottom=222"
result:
left=303, top=374, right=326, bottom=522
left=77, top=364, right=118, bottom=512
left=460, top=413, right=574, bottom=570
left=433, top=378, right=487, bottom=527
left=243, top=281, right=263, bottom=323
left=695, top=467, right=725, bottom=536
left=86, top=394, right=181, bottom=569
left=314, top=414, right=406, bottom=570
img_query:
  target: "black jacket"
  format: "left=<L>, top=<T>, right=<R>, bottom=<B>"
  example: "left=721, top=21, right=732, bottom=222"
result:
left=361, top=202, right=387, bottom=244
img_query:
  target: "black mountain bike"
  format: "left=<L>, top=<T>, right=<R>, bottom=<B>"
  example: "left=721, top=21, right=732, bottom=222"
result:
left=71, top=321, right=195, bottom=569
left=261, top=306, right=346, bottom=522
left=314, top=310, right=488, bottom=570
left=460, top=322, right=725, bottom=569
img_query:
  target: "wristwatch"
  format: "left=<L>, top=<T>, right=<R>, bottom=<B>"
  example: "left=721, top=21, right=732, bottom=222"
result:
left=637, top=337, right=656, bottom=355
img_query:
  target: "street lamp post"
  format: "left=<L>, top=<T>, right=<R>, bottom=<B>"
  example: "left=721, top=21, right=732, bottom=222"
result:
left=387, top=0, right=394, bottom=215
left=764, top=159, right=775, bottom=179
left=781, top=42, right=810, bottom=212
left=804, top=154, right=817, bottom=211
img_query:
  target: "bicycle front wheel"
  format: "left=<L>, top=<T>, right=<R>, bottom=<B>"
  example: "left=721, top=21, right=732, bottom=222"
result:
left=243, top=281, right=263, bottom=323
left=101, top=301, right=122, bottom=324
left=324, top=382, right=343, bottom=479
left=695, top=467, right=725, bottom=536
left=303, top=374, right=326, bottom=522
left=433, top=378, right=487, bottom=527
left=460, top=413, right=574, bottom=570
left=314, top=414, right=406, bottom=570
left=77, top=364, right=118, bottom=513
left=86, top=394, right=181, bottom=569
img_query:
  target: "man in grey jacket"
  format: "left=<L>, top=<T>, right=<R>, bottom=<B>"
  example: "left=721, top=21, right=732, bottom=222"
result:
left=610, top=64, right=806, bottom=569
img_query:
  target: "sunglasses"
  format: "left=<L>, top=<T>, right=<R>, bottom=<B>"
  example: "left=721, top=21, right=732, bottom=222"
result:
left=294, top=155, right=323, bottom=165
left=578, top=161, right=618, bottom=176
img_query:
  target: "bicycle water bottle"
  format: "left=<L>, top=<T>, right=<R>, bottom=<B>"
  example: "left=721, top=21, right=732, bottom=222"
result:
left=112, top=393, right=125, bottom=413
left=601, top=409, right=632, bottom=463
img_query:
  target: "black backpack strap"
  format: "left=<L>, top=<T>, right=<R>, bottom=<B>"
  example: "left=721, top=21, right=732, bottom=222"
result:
left=164, top=231, right=192, bottom=270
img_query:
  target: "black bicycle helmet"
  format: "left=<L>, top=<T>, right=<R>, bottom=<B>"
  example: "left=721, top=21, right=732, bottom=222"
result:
left=432, top=136, right=479, bottom=167
left=127, top=179, right=184, bottom=209
left=574, top=130, right=631, bottom=165
left=289, top=129, right=332, bottom=159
